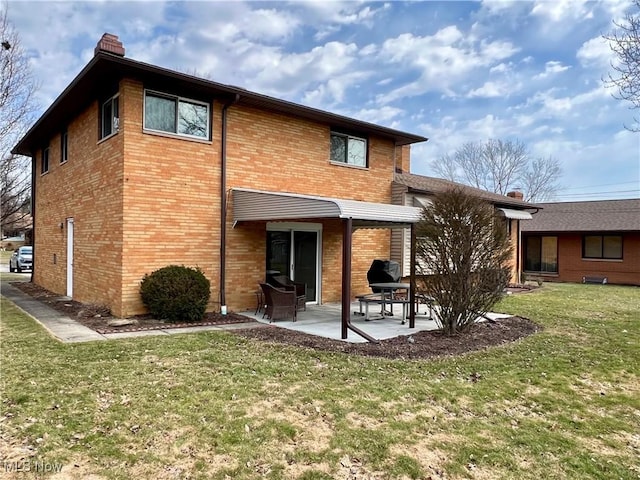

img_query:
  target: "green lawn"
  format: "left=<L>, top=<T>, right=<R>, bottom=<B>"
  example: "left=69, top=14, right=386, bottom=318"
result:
left=1, top=283, right=638, bottom=479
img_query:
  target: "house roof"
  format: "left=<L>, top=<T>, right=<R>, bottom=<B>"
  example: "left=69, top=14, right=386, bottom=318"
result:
left=13, top=52, right=427, bottom=156
left=393, top=172, right=538, bottom=209
left=232, top=188, right=422, bottom=228
left=520, top=199, right=640, bottom=233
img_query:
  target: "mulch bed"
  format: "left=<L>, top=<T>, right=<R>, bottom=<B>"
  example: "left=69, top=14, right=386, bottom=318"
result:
left=9, top=281, right=542, bottom=359
left=9, top=281, right=256, bottom=334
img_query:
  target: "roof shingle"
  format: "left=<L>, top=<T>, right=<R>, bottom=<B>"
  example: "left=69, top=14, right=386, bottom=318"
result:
left=520, top=199, right=640, bottom=232
left=393, top=172, right=538, bottom=209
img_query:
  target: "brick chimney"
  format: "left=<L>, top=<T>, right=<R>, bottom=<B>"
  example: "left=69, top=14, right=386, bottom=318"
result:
left=95, top=33, right=125, bottom=57
left=507, top=190, right=524, bottom=201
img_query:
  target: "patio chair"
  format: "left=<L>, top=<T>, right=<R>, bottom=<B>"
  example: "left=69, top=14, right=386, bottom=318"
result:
left=260, top=283, right=297, bottom=322
left=270, top=275, right=306, bottom=311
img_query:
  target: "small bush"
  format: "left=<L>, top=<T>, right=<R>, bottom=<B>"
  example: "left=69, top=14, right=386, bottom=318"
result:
left=140, top=265, right=211, bottom=323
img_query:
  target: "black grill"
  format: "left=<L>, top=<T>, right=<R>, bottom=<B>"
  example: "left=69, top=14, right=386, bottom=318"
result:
left=366, top=259, right=401, bottom=293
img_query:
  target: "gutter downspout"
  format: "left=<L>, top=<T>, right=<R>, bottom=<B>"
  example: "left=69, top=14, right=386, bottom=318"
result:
left=30, top=154, right=36, bottom=283
left=220, top=94, right=240, bottom=312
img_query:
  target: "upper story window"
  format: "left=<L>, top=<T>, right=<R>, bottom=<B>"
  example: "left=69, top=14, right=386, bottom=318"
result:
left=60, top=129, right=68, bottom=163
left=583, top=235, right=622, bottom=260
left=330, top=131, right=367, bottom=167
left=144, top=90, right=210, bottom=140
left=41, top=147, right=50, bottom=174
left=100, top=94, right=119, bottom=140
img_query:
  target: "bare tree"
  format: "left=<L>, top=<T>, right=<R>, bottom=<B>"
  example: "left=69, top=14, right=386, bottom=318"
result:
left=603, top=0, right=640, bottom=131
left=431, top=139, right=561, bottom=202
left=0, top=3, right=37, bottom=235
left=415, top=188, right=512, bottom=335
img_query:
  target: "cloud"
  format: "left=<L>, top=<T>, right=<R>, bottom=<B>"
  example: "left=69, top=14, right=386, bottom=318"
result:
left=534, top=61, right=571, bottom=79
left=376, top=28, right=519, bottom=102
left=530, top=0, right=594, bottom=22
left=467, top=81, right=510, bottom=98
left=577, top=36, right=614, bottom=68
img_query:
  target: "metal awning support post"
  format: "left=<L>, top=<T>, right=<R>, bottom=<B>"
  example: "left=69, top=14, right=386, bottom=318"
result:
left=409, top=222, right=416, bottom=328
left=341, top=218, right=351, bottom=340
left=341, top=217, right=380, bottom=343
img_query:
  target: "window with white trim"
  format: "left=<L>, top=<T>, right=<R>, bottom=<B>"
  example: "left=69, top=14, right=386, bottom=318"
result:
left=144, top=90, right=210, bottom=139
left=100, top=95, right=119, bottom=139
left=330, top=131, right=367, bottom=167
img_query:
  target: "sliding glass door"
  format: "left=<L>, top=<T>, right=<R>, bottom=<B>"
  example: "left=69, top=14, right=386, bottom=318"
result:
left=266, top=223, right=321, bottom=303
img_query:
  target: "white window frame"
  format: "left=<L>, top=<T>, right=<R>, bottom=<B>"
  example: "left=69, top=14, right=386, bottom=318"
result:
left=100, top=94, right=119, bottom=140
left=143, top=89, right=210, bottom=140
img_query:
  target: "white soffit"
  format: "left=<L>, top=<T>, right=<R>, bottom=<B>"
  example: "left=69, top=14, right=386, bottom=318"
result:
left=232, top=188, right=422, bottom=227
left=498, top=208, right=533, bottom=220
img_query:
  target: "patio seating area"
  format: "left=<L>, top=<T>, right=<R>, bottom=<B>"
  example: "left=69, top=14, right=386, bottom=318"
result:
left=240, top=301, right=513, bottom=343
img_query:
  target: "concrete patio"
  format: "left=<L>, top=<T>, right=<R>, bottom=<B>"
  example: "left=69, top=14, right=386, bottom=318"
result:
left=239, top=301, right=513, bottom=343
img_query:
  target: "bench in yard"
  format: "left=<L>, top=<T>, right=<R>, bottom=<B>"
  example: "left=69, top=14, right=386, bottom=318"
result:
left=582, top=276, right=608, bottom=284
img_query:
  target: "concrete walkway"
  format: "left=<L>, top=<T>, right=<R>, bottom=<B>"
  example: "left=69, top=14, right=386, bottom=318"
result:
left=0, top=279, right=259, bottom=343
left=1, top=278, right=513, bottom=345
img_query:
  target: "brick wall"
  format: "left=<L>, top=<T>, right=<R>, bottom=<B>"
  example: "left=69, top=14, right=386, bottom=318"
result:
left=523, top=232, right=640, bottom=286
left=33, top=91, right=125, bottom=313
left=33, top=79, right=407, bottom=317
left=556, top=233, right=640, bottom=285
left=224, top=104, right=395, bottom=310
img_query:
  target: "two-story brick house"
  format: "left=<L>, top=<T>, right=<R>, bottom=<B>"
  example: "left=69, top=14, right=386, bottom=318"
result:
left=13, top=34, right=428, bottom=320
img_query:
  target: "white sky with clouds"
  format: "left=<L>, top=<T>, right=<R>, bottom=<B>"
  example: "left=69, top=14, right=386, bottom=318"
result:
left=7, top=0, right=640, bottom=201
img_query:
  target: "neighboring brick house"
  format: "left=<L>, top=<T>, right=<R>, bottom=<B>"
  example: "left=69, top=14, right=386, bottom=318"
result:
left=12, top=34, right=427, bottom=320
left=390, top=173, right=538, bottom=283
left=520, top=199, right=640, bottom=285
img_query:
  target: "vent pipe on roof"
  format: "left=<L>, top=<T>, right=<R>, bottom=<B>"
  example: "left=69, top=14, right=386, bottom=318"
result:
left=95, top=33, right=125, bottom=57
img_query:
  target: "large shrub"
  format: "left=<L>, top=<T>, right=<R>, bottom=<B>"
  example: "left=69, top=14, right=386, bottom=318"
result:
left=140, top=265, right=211, bottom=323
left=415, top=188, right=513, bottom=335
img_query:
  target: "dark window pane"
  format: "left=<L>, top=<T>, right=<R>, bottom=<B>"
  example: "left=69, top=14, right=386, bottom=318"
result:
left=330, top=134, right=347, bottom=163
left=145, top=93, right=176, bottom=133
left=61, top=130, right=68, bottom=162
left=41, top=148, right=49, bottom=173
left=603, top=236, right=622, bottom=259
left=102, top=100, right=113, bottom=137
left=541, top=236, right=558, bottom=272
left=584, top=236, right=602, bottom=258
left=178, top=100, right=208, bottom=138
left=525, top=236, right=541, bottom=271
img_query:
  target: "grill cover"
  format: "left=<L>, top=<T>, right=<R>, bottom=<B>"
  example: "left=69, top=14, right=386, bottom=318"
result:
left=367, top=259, right=401, bottom=292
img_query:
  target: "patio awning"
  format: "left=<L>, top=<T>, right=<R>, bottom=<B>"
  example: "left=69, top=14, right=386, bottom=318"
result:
left=497, top=208, right=533, bottom=220
left=231, top=188, right=422, bottom=228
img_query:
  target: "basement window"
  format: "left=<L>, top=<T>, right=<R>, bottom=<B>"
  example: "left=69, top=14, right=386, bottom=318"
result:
left=144, top=90, right=210, bottom=140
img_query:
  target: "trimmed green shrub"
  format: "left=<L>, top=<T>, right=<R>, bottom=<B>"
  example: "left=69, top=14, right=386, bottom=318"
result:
left=140, top=265, right=211, bottom=322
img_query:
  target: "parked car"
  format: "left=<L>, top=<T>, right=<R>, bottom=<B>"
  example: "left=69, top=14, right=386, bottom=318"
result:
left=9, top=246, right=33, bottom=272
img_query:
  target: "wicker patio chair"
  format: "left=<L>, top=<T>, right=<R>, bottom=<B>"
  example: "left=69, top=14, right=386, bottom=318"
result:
left=260, top=283, right=297, bottom=322
left=270, top=275, right=306, bottom=311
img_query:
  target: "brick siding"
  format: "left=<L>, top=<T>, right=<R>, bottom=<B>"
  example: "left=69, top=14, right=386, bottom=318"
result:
left=523, top=232, right=640, bottom=286
left=33, top=79, right=402, bottom=316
